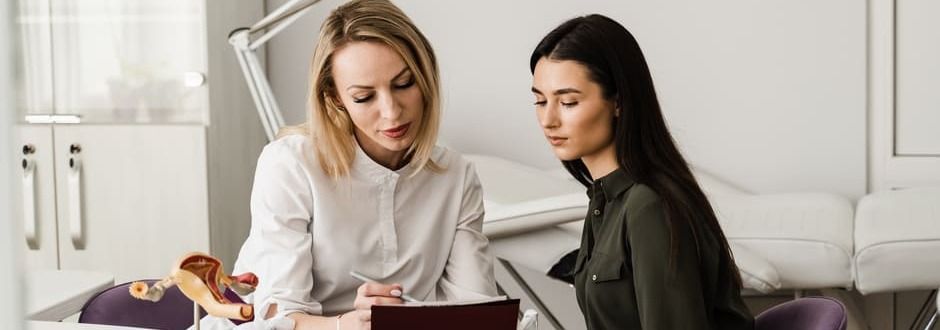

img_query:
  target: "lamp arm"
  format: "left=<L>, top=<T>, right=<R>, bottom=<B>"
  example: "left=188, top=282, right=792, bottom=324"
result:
left=250, top=0, right=322, bottom=34
left=228, top=0, right=323, bottom=141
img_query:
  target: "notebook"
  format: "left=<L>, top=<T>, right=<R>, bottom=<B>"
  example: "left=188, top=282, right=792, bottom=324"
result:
left=372, top=296, right=520, bottom=330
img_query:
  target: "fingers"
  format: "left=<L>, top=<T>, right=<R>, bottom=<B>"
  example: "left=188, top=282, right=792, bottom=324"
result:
left=352, top=281, right=404, bottom=330
left=357, top=282, right=403, bottom=297
left=354, top=295, right=404, bottom=309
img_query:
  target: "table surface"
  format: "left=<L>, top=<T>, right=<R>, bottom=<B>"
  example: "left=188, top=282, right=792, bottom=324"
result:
left=25, top=270, right=115, bottom=321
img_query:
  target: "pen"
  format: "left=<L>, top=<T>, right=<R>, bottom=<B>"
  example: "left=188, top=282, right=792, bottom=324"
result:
left=349, top=270, right=419, bottom=302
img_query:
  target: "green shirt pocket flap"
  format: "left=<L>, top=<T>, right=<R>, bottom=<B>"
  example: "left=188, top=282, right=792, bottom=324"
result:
left=590, top=252, right=624, bottom=282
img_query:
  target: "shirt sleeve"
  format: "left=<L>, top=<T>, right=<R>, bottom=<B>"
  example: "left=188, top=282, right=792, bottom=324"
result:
left=246, top=142, right=322, bottom=319
left=628, top=199, right=710, bottom=329
left=436, top=162, right=498, bottom=300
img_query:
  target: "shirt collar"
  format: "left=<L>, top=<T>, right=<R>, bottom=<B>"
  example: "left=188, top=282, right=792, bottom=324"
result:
left=589, top=167, right=635, bottom=200
left=352, top=137, right=416, bottom=182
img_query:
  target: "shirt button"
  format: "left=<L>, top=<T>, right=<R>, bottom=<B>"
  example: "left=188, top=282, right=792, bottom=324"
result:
left=593, top=209, right=601, bottom=216
left=592, top=274, right=597, bottom=281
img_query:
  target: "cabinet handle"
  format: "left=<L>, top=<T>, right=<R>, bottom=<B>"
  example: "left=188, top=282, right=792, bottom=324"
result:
left=22, top=156, right=38, bottom=249
left=68, top=151, right=84, bottom=249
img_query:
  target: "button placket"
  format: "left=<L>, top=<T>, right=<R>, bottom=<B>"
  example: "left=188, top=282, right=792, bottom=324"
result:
left=591, top=182, right=606, bottom=218
left=378, top=175, right=399, bottom=267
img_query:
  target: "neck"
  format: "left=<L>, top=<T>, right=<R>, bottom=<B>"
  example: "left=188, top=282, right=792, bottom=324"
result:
left=354, top=131, right=409, bottom=170
left=581, top=142, right=618, bottom=181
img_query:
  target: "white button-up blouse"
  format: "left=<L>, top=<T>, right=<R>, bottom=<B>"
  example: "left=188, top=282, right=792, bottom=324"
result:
left=232, top=134, right=497, bottom=319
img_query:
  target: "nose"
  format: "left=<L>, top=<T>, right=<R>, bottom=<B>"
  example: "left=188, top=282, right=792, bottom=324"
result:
left=377, top=92, right=403, bottom=121
left=538, top=104, right=559, bottom=130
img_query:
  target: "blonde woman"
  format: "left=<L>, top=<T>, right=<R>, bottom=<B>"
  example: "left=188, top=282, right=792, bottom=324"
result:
left=217, top=1, right=497, bottom=329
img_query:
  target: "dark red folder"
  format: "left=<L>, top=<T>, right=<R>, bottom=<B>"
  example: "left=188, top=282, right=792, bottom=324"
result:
left=372, top=298, right=520, bottom=330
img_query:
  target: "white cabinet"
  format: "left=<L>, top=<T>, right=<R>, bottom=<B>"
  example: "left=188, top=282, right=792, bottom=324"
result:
left=16, top=125, right=212, bottom=283
left=53, top=126, right=212, bottom=281
left=14, top=0, right=266, bottom=284
left=18, top=0, right=211, bottom=124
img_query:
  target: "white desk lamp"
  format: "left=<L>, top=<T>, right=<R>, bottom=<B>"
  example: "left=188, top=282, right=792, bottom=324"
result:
left=229, top=0, right=324, bottom=141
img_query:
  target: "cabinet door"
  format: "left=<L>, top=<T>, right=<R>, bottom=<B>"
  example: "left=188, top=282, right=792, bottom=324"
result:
left=47, top=0, right=209, bottom=124
left=16, top=0, right=55, bottom=115
left=14, top=125, right=59, bottom=270
left=53, top=125, right=210, bottom=283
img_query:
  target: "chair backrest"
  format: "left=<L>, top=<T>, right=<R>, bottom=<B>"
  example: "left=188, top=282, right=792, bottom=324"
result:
left=79, top=279, right=247, bottom=330
left=755, top=296, right=847, bottom=330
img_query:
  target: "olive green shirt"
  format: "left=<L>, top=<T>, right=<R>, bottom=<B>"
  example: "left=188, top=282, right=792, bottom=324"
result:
left=572, top=168, right=754, bottom=330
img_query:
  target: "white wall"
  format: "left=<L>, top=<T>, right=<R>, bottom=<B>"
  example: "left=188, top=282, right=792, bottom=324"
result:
left=265, top=0, right=867, bottom=198
left=1, top=0, right=25, bottom=327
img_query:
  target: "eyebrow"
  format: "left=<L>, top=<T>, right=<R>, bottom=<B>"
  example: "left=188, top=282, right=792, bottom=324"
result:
left=531, top=86, right=582, bottom=96
left=346, top=67, right=411, bottom=91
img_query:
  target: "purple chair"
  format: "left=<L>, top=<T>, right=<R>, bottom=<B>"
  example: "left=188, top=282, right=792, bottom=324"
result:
left=755, top=296, right=847, bottom=330
left=79, top=279, right=249, bottom=330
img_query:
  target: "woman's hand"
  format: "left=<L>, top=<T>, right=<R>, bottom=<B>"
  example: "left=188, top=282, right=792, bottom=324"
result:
left=344, top=282, right=405, bottom=330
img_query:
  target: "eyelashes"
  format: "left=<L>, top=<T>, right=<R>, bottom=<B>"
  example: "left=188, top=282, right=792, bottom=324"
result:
left=351, top=78, right=416, bottom=104
left=532, top=100, right=578, bottom=108
left=394, top=77, right=415, bottom=89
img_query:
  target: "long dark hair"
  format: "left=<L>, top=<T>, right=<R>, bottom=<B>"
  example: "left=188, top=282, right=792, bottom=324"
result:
left=531, top=14, right=742, bottom=288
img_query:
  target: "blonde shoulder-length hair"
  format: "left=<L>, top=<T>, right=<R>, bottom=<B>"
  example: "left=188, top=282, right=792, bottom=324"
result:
left=278, top=0, right=442, bottom=179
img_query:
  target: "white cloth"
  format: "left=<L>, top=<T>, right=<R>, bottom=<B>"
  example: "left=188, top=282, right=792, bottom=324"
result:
left=233, top=134, right=496, bottom=323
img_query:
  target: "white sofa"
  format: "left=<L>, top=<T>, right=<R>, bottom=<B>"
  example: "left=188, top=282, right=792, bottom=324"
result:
left=467, top=153, right=940, bottom=329
left=703, top=176, right=856, bottom=292
left=854, top=187, right=940, bottom=294
left=468, top=154, right=855, bottom=295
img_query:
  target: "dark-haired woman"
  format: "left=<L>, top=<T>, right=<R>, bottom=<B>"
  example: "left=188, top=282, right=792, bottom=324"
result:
left=530, top=14, right=754, bottom=330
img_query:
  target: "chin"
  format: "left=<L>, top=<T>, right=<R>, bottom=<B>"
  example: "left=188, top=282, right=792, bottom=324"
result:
left=379, top=136, right=416, bottom=152
left=552, top=149, right=582, bottom=162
